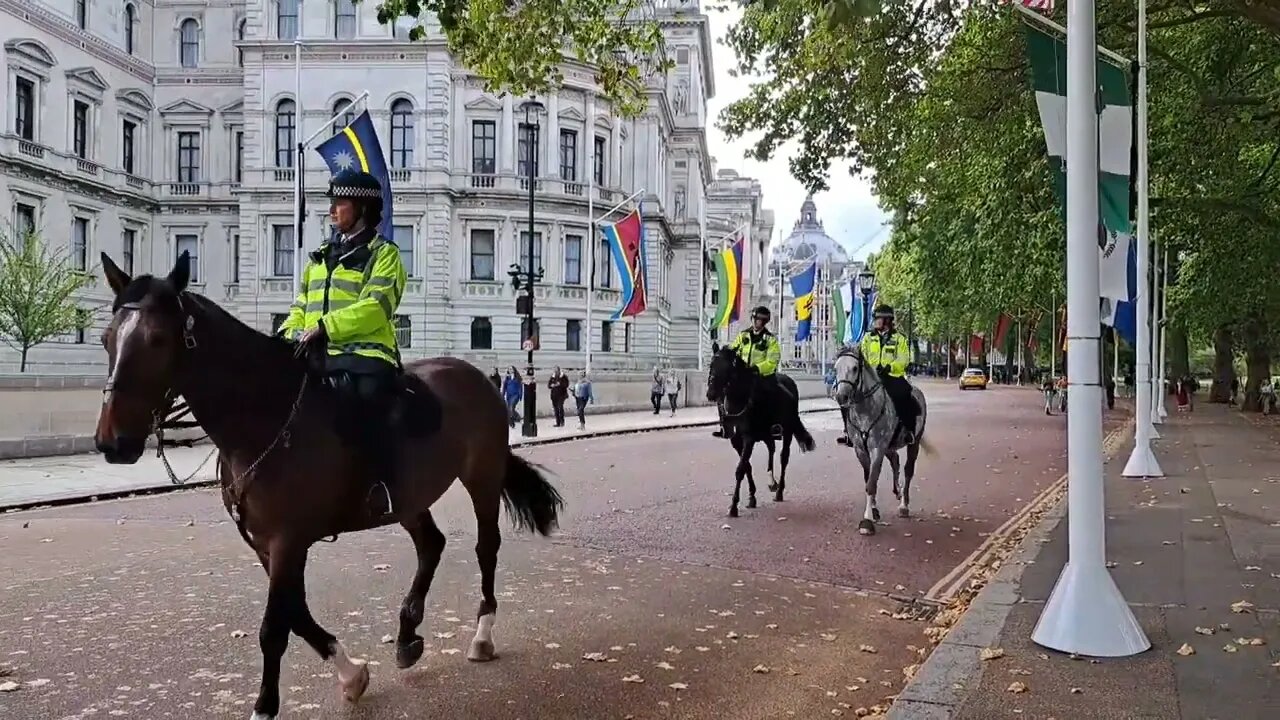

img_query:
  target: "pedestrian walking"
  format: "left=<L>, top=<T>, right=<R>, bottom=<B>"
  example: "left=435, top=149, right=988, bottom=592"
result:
left=663, top=368, right=681, bottom=416
left=1105, top=377, right=1116, bottom=410
left=502, top=366, right=522, bottom=428
left=572, top=371, right=594, bottom=430
left=489, top=367, right=502, bottom=390
left=650, top=365, right=664, bottom=414
left=1230, top=377, right=1240, bottom=406
left=548, top=366, right=570, bottom=427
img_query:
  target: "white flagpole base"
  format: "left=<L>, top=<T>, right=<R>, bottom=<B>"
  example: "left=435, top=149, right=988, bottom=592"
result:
left=1157, top=403, right=1168, bottom=420
left=1033, top=561, right=1150, bottom=656
left=1149, top=423, right=1160, bottom=440
left=1121, top=442, right=1164, bottom=478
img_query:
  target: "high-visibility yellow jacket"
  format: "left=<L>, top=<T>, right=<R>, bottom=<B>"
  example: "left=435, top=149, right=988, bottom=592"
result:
left=861, top=329, right=910, bottom=378
left=730, top=328, right=782, bottom=376
left=278, top=230, right=406, bottom=372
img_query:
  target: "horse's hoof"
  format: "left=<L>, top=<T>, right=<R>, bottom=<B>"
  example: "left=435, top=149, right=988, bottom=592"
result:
left=729, top=507, right=739, bottom=518
left=249, top=713, right=275, bottom=720
left=340, top=661, right=370, bottom=703
left=898, top=507, right=911, bottom=518
left=395, top=635, right=424, bottom=669
left=871, top=508, right=881, bottom=522
left=858, top=519, right=876, bottom=536
left=746, top=496, right=758, bottom=509
left=467, top=639, right=497, bottom=662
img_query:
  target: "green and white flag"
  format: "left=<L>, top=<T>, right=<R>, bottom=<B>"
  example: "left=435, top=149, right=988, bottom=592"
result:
left=1025, top=24, right=1133, bottom=304
left=832, top=278, right=855, bottom=346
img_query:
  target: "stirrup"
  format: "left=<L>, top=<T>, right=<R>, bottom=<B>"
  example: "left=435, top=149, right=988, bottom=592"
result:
left=367, top=481, right=395, bottom=516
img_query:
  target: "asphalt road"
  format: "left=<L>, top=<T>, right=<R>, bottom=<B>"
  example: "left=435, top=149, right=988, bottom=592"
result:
left=0, top=382, right=1068, bottom=720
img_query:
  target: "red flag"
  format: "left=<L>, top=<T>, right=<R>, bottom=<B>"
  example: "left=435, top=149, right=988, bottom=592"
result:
left=969, top=333, right=986, bottom=357
left=993, top=313, right=1014, bottom=350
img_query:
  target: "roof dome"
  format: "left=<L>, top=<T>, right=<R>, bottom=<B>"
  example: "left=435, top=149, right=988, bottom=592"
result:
left=771, top=196, right=849, bottom=269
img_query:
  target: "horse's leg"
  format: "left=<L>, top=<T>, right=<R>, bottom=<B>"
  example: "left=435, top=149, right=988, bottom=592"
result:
left=859, top=450, right=885, bottom=536
left=395, top=511, right=447, bottom=669
left=888, top=451, right=902, bottom=499
left=900, top=443, right=920, bottom=518
left=744, top=436, right=759, bottom=509
left=775, top=432, right=791, bottom=502
left=467, top=490, right=502, bottom=662
left=729, top=433, right=749, bottom=517
left=764, top=435, right=778, bottom=494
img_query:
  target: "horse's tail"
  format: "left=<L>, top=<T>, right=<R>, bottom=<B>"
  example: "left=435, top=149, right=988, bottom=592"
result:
left=501, top=452, right=564, bottom=536
left=916, top=432, right=937, bottom=457
left=792, top=416, right=816, bottom=453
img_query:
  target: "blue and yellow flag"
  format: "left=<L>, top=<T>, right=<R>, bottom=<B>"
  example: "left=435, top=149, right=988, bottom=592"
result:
left=315, top=109, right=394, bottom=239
left=791, top=261, right=817, bottom=342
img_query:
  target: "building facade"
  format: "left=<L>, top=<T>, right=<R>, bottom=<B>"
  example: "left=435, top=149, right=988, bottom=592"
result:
left=0, top=0, right=757, bottom=374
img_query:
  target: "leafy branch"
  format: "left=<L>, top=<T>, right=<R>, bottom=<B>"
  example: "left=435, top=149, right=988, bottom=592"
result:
left=0, top=227, right=94, bottom=372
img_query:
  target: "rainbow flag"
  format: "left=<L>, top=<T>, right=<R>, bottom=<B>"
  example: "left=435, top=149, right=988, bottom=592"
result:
left=602, top=206, right=647, bottom=319
left=709, top=236, right=744, bottom=329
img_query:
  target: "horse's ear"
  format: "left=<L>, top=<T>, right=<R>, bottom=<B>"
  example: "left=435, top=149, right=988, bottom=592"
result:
left=101, top=252, right=131, bottom=296
left=168, top=251, right=191, bottom=292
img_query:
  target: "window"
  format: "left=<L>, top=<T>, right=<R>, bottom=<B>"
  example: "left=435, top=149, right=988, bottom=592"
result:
left=233, top=131, right=244, bottom=183
left=335, top=0, right=357, bottom=39
left=75, top=0, right=86, bottom=29
left=559, top=129, right=577, bottom=182
left=469, top=229, right=495, bottom=280
left=331, top=99, right=355, bottom=136
left=390, top=99, right=414, bottom=169
left=277, top=0, right=299, bottom=40
left=566, top=319, right=582, bottom=352
left=122, top=120, right=136, bottom=174
left=237, top=20, right=246, bottom=67
left=14, top=203, right=36, bottom=237
left=393, top=224, right=414, bottom=276
left=563, top=234, right=582, bottom=285
left=72, top=101, right=89, bottom=159
left=179, top=19, right=199, bottom=68
left=271, top=224, right=294, bottom=277
left=175, top=234, right=199, bottom=283
left=518, top=231, right=543, bottom=276
left=229, top=233, right=240, bottom=283
left=275, top=100, right=296, bottom=167
left=517, top=123, right=539, bottom=179
left=124, top=5, right=135, bottom=54
left=71, top=218, right=89, bottom=271
left=74, top=309, right=90, bottom=345
left=121, top=229, right=136, bottom=275
left=596, top=236, right=613, bottom=288
left=15, top=78, right=35, bottom=141
left=470, top=317, right=492, bottom=350
left=593, top=135, right=606, bottom=185
left=624, top=323, right=632, bottom=353
left=601, top=320, right=613, bottom=352
left=394, top=315, right=412, bottom=348
left=471, top=120, right=496, bottom=174
left=177, top=131, right=200, bottom=182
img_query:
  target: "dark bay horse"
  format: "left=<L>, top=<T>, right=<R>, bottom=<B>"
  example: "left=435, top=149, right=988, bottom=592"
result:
left=706, top=347, right=815, bottom=516
left=93, top=252, right=563, bottom=720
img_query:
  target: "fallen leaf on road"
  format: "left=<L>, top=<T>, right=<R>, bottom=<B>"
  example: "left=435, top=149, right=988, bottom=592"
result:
left=543, top=642, right=559, bottom=649
left=372, top=564, right=391, bottom=571
left=230, top=630, right=247, bottom=639
left=1235, top=638, right=1265, bottom=646
left=766, top=624, right=779, bottom=630
left=1222, top=645, right=1239, bottom=654
left=1006, top=681, right=1028, bottom=693
left=820, top=633, right=837, bottom=642
left=380, top=634, right=394, bottom=644
left=858, top=644, right=877, bottom=654
left=752, top=664, right=771, bottom=674
left=1231, top=600, right=1255, bottom=614
left=1194, top=627, right=1215, bottom=636
left=0, top=682, right=18, bottom=693
left=903, top=664, right=920, bottom=681
left=1133, top=561, right=1144, bottom=566
left=669, top=682, right=688, bottom=690
left=435, top=632, right=456, bottom=639
left=24, top=680, right=48, bottom=688
left=440, top=648, right=461, bottom=655
left=664, top=646, right=681, bottom=654
left=1244, top=566, right=1261, bottom=571
left=1070, top=687, right=1083, bottom=694
left=583, top=652, right=610, bottom=662
left=726, top=631, right=740, bottom=639
left=622, top=674, right=644, bottom=683
left=552, top=662, right=572, bottom=670
left=980, top=647, right=1005, bottom=661
left=696, top=646, right=710, bottom=652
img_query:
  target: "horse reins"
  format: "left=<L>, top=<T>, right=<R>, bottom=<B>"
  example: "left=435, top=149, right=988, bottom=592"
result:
left=833, top=348, right=891, bottom=448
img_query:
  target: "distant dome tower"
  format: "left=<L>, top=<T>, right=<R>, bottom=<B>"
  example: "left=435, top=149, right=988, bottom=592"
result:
left=770, top=195, right=850, bottom=272
left=768, top=196, right=854, bottom=371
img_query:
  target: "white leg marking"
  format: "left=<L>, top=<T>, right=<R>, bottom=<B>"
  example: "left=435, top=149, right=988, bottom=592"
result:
left=864, top=494, right=877, bottom=522
left=330, top=641, right=370, bottom=702
left=468, top=613, right=497, bottom=661
left=249, top=712, right=275, bottom=720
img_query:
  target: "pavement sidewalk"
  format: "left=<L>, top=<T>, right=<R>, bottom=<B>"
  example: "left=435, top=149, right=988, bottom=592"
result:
left=892, top=402, right=1280, bottom=719
left=0, top=398, right=838, bottom=510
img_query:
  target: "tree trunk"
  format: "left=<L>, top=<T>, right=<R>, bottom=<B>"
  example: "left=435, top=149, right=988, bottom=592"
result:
left=1240, top=314, right=1272, bottom=412
left=1208, top=325, right=1234, bottom=403
left=1167, top=324, right=1191, bottom=380
left=19, top=346, right=29, bottom=373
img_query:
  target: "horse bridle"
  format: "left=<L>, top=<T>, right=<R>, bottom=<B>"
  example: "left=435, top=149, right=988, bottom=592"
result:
left=833, top=347, right=883, bottom=405
left=711, top=359, right=757, bottom=419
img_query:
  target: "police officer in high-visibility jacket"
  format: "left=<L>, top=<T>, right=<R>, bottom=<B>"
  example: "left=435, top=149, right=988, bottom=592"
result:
left=720, top=305, right=785, bottom=437
left=860, top=304, right=919, bottom=445
left=279, top=168, right=407, bottom=516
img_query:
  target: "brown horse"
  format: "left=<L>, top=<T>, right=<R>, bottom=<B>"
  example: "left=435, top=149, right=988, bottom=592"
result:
left=93, top=251, right=564, bottom=720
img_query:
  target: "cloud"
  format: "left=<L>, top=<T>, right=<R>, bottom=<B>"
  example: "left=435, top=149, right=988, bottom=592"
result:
left=704, top=7, right=890, bottom=260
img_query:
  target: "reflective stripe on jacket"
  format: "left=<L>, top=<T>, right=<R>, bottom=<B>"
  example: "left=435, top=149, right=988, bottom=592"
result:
left=730, top=329, right=781, bottom=376
left=278, top=234, right=406, bottom=370
left=861, top=330, right=909, bottom=378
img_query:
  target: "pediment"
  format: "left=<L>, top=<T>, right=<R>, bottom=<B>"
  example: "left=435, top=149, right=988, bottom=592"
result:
left=557, top=106, right=585, bottom=123
left=116, top=88, right=155, bottom=112
left=594, top=113, right=613, bottom=129
left=66, top=67, right=110, bottom=92
left=464, top=95, right=502, bottom=112
left=219, top=99, right=244, bottom=116
left=3, top=38, right=56, bottom=67
left=159, top=98, right=214, bottom=116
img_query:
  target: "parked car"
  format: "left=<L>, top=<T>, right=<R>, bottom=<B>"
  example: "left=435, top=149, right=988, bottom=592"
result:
left=959, top=367, right=988, bottom=390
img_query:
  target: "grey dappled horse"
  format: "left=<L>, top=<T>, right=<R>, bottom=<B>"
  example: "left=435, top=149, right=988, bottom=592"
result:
left=832, top=345, right=932, bottom=536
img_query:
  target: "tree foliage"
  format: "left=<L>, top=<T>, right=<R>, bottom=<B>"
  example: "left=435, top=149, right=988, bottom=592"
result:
left=368, top=0, right=671, bottom=116
left=0, top=228, right=94, bottom=372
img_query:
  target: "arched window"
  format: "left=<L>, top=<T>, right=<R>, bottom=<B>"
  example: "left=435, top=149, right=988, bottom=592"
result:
left=470, top=318, right=493, bottom=350
left=179, top=19, right=199, bottom=68
left=236, top=20, right=246, bottom=67
left=334, top=0, right=357, bottom=39
left=277, top=0, right=300, bottom=40
left=275, top=100, right=296, bottom=168
left=331, top=99, right=355, bottom=136
left=389, top=99, right=414, bottom=169
left=124, top=5, right=136, bottom=54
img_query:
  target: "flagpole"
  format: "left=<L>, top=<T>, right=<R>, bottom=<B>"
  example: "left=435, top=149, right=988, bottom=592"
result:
left=697, top=190, right=706, bottom=371
left=1050, top=289, right=1057, bottom=378
left=292, top=39, right=303, bottom=299
left=1156, top=243, right=1169, bottom=419
left=1123, top=0, right=1162, bottom=478
left=585, top=98, right=595, bottom=373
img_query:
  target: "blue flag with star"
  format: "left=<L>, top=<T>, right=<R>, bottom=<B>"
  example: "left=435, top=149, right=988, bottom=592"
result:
left=315, top=109, right=393, bottom=239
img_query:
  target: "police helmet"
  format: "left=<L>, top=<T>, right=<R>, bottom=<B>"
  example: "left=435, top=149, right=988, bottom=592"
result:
left=327, top=169, right=383, bottom=227
left=873, top=304, right=896, bottom=320
left=751, top=305, right=772, bottom=320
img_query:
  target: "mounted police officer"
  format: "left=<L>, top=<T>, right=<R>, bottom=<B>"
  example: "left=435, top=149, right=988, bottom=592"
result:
left=712, top=305, right=786, bottom=438
left=278, top=168, right=407, bottom=517
left=861, top=304, right=918, bottom=445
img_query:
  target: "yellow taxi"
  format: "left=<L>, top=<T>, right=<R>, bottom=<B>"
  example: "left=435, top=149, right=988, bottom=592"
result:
left=959, top=367, right=988, bottom=390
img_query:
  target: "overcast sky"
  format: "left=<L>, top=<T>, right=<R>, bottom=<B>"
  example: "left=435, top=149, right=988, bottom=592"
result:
left=703, top=7, right=890, bottom=258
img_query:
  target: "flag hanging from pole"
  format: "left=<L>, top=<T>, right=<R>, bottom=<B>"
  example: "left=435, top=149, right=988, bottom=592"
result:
left=791, top=261, right=817, bottom=342
left=315, top=110, right=394, bottom=239
left=832, top=278, right=848, bottom=346
left=602, top=206, right=647, bottom=319
left=709, top=236, right=744, bottom=330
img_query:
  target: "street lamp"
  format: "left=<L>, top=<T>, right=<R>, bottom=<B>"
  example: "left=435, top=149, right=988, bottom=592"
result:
left=857, top=268, right=876, bottom=334
left=518, top=98, right=545, bottom=438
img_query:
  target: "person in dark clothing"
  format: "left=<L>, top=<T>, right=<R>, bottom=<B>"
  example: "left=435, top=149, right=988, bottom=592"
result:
left=548, top=366, right=570, bottom=427
left=489, top=367, right=502, bottom=390
left=1105, top=377, right=1116, bottom=410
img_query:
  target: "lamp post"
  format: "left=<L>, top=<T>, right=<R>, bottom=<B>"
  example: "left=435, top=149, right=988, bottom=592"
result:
left=856, top=268, right=876, bottom=336
left=519, top=98, right=545, bottom=437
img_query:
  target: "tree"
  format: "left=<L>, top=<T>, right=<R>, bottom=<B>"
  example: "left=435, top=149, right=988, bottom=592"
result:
left=0, top=228, right=94, bottom=372
left=367, top=0, right=671, bottom=116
